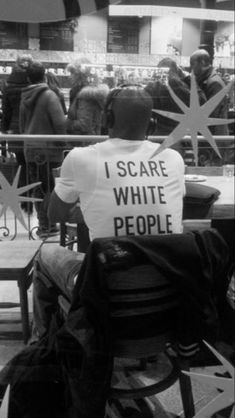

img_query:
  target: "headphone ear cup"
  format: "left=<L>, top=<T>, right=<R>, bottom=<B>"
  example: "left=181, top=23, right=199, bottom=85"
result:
left=147, top=117, right=157, bottom=136
left=102, top=108, right=114, bottom=131
left=106, top=109, right=115, bottom=129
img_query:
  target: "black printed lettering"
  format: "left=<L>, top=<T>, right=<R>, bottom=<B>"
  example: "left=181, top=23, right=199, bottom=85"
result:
left=166, top=214, right=173, bottom=233
left=159, top=161, right=168, bottom=177
left=146, top=215, right=156, bottom=233
left=130, top=186, right=141, bottom=204
left=113, top=214, right=174, bottom=236
left=140, top=161, right=150, bottom=177
left=158, top=186, right=166, bottom=204
left=104, top=162, right=110, bottom=178
left=148, top=161, right=160, bottom=176
left=113, top=187, right=129, bottom=205
left=117, top=161, right=127, bottom=177
left=126, top=216, right=135, bottom=235
left=114, top=217, right=124, bottom=236
left=127, top=161, right=137, bottom=177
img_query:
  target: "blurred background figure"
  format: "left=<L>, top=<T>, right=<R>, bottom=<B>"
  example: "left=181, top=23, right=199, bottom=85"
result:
left=20, top=60, right=66, bottom=238
left=66, top=60, right=109, bottom=140
left=190, top=49, right=229, bottom=135
left=145, top=57, right=206, bottom=136
left=45, top=71, right=67, bottom=114
left=1, top=54, right=33, bottom=209
left=66, top=57, right=92, bottom=106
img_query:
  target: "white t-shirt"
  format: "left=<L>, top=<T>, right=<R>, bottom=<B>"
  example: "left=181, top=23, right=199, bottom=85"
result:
left=55, top=138, right=185, bottom=240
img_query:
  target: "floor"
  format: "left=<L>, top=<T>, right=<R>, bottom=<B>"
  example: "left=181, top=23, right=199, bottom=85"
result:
left=0, top=209, right=234, bottom=417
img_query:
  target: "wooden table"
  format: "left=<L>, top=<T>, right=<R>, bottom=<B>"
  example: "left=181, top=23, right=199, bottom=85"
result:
left=0, top=240, right=42, bottom=343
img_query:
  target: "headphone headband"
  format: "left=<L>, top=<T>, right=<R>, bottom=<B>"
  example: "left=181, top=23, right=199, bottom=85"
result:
left=103, top=83, right=156, bottom=135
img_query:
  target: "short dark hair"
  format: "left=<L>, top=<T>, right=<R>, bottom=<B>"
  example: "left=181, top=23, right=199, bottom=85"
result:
left=107, top=85, right=153, bottom=140
left=26, top=61, right=45, bottom=84
left=157, top=57, right=178, bottom=72
left=190, top=49, right=211, bottom=66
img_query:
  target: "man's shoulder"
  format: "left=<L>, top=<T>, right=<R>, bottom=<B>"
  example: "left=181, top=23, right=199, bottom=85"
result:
left=207, top=69, right=225, bottom=87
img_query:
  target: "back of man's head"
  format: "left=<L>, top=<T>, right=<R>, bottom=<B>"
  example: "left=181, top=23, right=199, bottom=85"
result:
left=157, top=57, right=178, bottom=73
left=107, top=86, right=153, bottom=140
left=26, top=61, right=45, bottom=84
left=190, top=49, right=211, bottom=67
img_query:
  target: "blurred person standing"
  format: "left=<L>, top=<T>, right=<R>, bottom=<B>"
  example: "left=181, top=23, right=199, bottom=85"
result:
left=1, top=54, right=33, bottom=199
left=66, top=61, right=109, bottom=144
left=145, top=57, right=206, bottom=136
left=19, top=60, right=66, bottom=238
left=66, top=57, right=92, bottom=106
left=190, top=49, right=229, bottom=135
left=45, top=71, right=67, bottom=114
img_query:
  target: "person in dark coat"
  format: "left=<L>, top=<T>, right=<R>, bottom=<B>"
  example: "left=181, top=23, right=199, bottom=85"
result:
left=145, top=57, right=206, bottom=136
left=1, top=54, right=33, bottom=202
left=190, top=49, right=229, bottom=135
left=190, top=49, right=234, bottom=165
left=66, top=58, right=92, bottom=107
left=145, top=57, right=206, bottom=159
left=2, top=54, right=33, bottom=135
left=66, top=82, right=109, bottom=136
left=19, top=60, right=66, bottom=238
left=45, top=71, right=67, bottom=114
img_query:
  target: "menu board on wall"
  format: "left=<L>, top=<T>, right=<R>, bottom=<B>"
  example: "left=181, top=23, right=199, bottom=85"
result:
left=0, top=22, right=28, bottom=49
left=40, top=21, right=73, bottom=51
left=107, top=17, right=139, bottom=54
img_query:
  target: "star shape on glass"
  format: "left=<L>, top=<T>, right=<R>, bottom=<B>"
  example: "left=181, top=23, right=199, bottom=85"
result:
left=150, top=74, right=234, bottom=165
left=0, top=166, right=42, bottom=230
left=183, top=340, right=235, bottom=418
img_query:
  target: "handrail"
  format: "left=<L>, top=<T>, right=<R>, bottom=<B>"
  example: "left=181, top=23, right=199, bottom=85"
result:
left=0, top=134, right=234, bottom=143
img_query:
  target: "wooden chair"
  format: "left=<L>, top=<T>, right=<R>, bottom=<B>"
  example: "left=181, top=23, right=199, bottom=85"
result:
left=105, top=263, right=195, bottom=418
left=0, top=240, right=42, bottom=343
left=59, top=263, right=195, bottom=418
left=59, top=211, right=90, bottom=252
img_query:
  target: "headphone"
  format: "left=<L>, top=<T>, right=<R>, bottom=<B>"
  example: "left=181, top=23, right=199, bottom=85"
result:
left=103, top=83, right=157, bottom=136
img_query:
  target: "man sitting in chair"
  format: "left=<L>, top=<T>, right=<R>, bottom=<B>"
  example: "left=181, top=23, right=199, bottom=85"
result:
left=32, top=85, right=185, bottom=340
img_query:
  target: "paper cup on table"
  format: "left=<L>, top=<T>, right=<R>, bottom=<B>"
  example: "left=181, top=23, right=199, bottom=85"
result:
left=223, top=165, right=234, bottom=178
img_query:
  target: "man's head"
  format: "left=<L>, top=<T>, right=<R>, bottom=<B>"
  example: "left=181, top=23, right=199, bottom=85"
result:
left=158, top=57, right=178, bottom=73
left=104, top=85, right=154, bottom=140
left=190, top=49, right=211, bottom=77
left=16, top=53, right=33, bottom=69
left=26, top=61, right=45, bottom=84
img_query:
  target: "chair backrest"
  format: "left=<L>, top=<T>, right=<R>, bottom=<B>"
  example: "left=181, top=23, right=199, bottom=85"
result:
left=106, top=263, right=179, bottom=359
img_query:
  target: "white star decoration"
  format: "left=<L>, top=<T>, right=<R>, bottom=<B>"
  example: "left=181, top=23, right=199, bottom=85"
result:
left=0, top=166, right=42, bottom=230
left=183, top=340, right=235, bottom=418
left=150, top=74, right=234, bottom=165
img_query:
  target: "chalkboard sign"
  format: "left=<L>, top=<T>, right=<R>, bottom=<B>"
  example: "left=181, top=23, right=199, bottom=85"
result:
left=107, top=17, right=139, bottom=54
left=40, top=21, right=73, bottom=51
left=0, top=22, right=28, bottom=49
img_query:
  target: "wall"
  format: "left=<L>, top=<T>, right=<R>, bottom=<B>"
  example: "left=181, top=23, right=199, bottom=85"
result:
left=74, top=9, right=107, bottom=54
left=182, top=19, right=201, bottom=56
left=0, top=11, right=234, bottom=70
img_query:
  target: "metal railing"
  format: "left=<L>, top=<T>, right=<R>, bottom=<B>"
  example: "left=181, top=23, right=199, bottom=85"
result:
left=0, top=134, right=234, bottom=241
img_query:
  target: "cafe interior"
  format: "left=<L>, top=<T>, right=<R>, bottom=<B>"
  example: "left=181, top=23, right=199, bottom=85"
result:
left=0, top=1, right=234, bottom=417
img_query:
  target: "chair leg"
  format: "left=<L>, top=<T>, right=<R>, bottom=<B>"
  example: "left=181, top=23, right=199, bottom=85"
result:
left=178, top=359, right=195, bottom=418
left=60, top=223, right=67, bottom=246
left=18, top=280, right=30, bottom=344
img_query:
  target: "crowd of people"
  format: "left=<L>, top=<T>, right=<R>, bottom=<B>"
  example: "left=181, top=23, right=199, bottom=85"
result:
left=0, top=49, right=233, bottom=238
left=0, top=49, right=234, bottom=417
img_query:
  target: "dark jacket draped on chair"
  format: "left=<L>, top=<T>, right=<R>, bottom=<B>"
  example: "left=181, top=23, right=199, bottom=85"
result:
left=0, top=229, right=230, bottom=418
